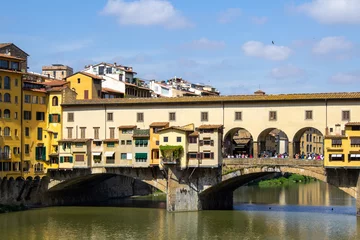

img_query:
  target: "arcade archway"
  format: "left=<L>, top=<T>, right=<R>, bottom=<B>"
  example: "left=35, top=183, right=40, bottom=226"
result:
left=293, top=127, right=324, bottom=158
left=224, top=128, right=253, bottom=157
left=257, top=128, right=289, bottom=158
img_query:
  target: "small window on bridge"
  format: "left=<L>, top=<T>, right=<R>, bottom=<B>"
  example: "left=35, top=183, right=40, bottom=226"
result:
left=348, top=154, right=360, bottom=161
left=269, top=111, right=277, bottom=121
left=329, top=154, right=344, bottom=161
left=331, top=139, right=342, bottom=147
left=305, top=110, right=313, bottom=120
left=350, top=138, right=360, bottom=147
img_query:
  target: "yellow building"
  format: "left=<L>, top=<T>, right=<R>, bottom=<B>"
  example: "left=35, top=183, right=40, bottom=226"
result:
left=66, top=72, right=102, bottom=99
left=324, top=122, right=360, bottom=168
left=0, top=54, right=23, bottom=178
left=300, top=128, right=323, bottom=155
left=149, top=122, right=169, bottom=166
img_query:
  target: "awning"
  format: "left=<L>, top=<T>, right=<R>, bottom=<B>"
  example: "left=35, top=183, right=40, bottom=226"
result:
left=357, top=154, right=360, bottom=158
left=104, top=152, right=115, bottom=157
left=92, top=152, right=102, bottom=156
left=332, top=154, right=342, bottom=157
left=135, top=153, right=147, bottom=159
left=351, top=154, right=356, bottom=157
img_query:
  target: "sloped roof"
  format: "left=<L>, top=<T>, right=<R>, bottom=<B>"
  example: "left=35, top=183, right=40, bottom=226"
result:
left=198, top=124, right=223, bottom=129
left=118, top=125, right=137, bottom=129
left=0, top=43, right=29, bottom=56
left=66, top=72, right=103, bottom=80
left=150, top=122, right=169, bottom=127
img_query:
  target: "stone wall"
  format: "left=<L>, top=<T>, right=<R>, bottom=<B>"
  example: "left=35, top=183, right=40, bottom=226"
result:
left=0, top=44, right=28, bottom=72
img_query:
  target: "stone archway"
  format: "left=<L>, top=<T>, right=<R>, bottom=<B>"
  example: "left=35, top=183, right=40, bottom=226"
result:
left=257, top=128, right=290, bottom=158
left=293, top=127, right=324, bottom=158
left=224, top=128, right=254, bottom=157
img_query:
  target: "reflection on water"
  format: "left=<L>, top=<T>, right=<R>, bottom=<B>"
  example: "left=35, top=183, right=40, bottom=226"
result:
left=0, top=181, right=359, bottom=240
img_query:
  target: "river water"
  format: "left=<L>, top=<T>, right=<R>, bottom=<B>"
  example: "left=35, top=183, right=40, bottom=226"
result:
left=0, top=181, right=359, bottom=240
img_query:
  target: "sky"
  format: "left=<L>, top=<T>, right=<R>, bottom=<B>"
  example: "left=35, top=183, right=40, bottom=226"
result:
left=2, top=0, right=360, bottom=95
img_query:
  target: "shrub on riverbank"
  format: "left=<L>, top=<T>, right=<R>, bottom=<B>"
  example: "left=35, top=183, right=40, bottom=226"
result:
left=0, top=204, right=28, bottom=214
left=258, top=174, right=315, bottom=187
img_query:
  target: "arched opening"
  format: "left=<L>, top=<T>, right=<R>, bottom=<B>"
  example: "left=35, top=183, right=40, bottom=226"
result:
left=4, top=93, right=10, bottom=102
left=293, top=127, right=324, bottom=159
left=4, top=76, right=10, bottom=89
left=224, top=128, right=253, bottom=157
left=52, top=96, right=58, bottom=106
left=257, top=128, right=289, bottom=158
left=0, top=76, right=2, bottom=88
left=3, top=109, right=10, bottom=119
left=0, top=93, right=2, bottom=102
left=4, top=127, right=10, bottom=136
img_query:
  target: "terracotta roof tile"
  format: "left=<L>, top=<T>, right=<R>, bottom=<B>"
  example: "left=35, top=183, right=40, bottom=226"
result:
left=58, top=138, right=92, bottom=142
left=102, top=87, right=124, bottom=94
left=198, top=124, right=223, bottom=129
left=118, top=125, right=137, bottom=129
left=158, top=126, right=193, bottom=132
left=66, top=72, right=103, bottom=80
left=150, top=122, right=169, bottom=127
left=47, top=86, right=67, bottom=92
left=43, top=80, right=68, bottom=86
left=103, top=139, right=119, bottom=142
left=189, top=131, right=199, bottom=137
left=62, top=92, right=360, bottom=106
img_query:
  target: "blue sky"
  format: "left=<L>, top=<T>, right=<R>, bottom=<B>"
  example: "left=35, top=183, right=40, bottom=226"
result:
left=2, top=0, right=360, bottom=95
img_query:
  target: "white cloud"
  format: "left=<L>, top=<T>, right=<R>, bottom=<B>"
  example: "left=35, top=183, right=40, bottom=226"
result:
left=329, top=72, right=360, bottom=84
left=242, top=41, right=292, bottom=61
left=269, top=64, right=306, bottom=80
left=182, top=38, right=226, bottom=50
left=250, top=16, right=268, bottom=25
left=297, top=0, right=360, bottom=24
left=312, top=36, right=352, bottom=54
left=218, top=8, right=242, bottom=24
left=101, top=0, right=192, bottom=29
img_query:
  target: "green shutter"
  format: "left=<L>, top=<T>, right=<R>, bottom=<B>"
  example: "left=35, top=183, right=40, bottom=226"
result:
left=143, top=140, right=148, bottom=145
left=69, top=156, right=73, bottom=163
left=49, top=114, right=52, bottom=123
left=35, top=147, right=39, bottom=160
left=42, top=147, right=46, bottom=161
left=60, top=156, right=64, bottom=163
left=58, top=114, right=61, bottom=123
left=135, top=140, right=140, bottom=145
left=139, top=140, right=143, bottom=145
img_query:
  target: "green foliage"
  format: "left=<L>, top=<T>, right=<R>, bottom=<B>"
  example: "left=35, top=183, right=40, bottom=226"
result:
left=159, top=145, right=184, bottom=159
left=258, top=174, right=315, bottom=187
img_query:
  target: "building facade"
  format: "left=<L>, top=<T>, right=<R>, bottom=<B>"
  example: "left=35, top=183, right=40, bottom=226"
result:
left=0, top=43, right=29, bottom=72
left=42, top=64, right=73, bottom=80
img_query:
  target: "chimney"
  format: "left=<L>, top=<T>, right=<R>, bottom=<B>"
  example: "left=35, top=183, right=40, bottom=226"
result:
left=335, top=124, right=341, bottom=135
left=114, top=62, right=117, bottom=66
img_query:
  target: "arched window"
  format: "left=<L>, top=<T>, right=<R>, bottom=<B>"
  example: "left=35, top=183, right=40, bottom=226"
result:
left=4, top=76, right=10, bottom=89
left=3, top=146, right=10, bottom=159
left=0, top=76, right=2, bottom=88
left=313, top=136, right=316, bottom=142
left=4, top=93, right=10, bottom=102
left=0, top=93, right=2, bottom=102
left=4, top=109, right=10, bottom=119
left=4, top=127, right=10, bottom=136
left=301, top=141, right=304, bottom=147
left=52, top=96, right=58, bottom=106
left=306, top=145, right=309, bottom=153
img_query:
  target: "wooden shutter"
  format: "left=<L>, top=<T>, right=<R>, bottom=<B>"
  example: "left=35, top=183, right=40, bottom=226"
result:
left=200, top=153, right=204, bottom=159
left=197, top=153, right=201, bottom=159
left=199, top=140, right=204, bottom=146
left=210, top=140, right=214, bottom=146
left=84, top=90, right=89, bottom=99
left=42, top=147, right=46, bottom=160
left=69, top=156, right=73, bottom=163
left=58, top=114, right=61, bottom=123
left=49, top=114, right=52, bottom=123
left=35, top=147, right=39, bottom=160
left=60, top=156, right=64, bottom=163
left=210, top=152, right=214, bottom=159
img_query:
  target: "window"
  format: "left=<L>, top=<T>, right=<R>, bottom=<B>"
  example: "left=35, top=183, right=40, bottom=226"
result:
left=52, top=96, right=58, bottom=106
left=331, top=139, right=342, bottom=147
left=4, top=127, right=10, bottom=136
left=235, top=111, right=242, bottom=121
left=25, top=144, right=30, bottom=154
left=15, top=129, right=18, bottom=136
left=60, top=156, right=73, bottom=163
left=107, top=142, right=115, bottom=148
left=36, top=112, right=45, bottom=121
left=37, top=128, right=43, bottom=140
left=106, top=155, right=115, bottom=164
left=126, top=140, right=132, bottom=145
left=107, top=112, right=113, bottom=121
left=14, top=112, right=17, bottom=119
left=350, top=138, right=360, bottom=147
left=94, top=127, right=99, bottom=139
left=75, top=155, right=85, bottom=161
left=329, top=154, right=344, bottom=161
left=156, top=140, right=159, bottom=145
left=84, top=90, right=89, bottom=99
left=49, top=114, right=60, bottom=123
left=35, top=147, right=46, bottom=160
left=201, top=112, right=208, bottom=122
left=203, top=138, right=214, bottom=146
left=0, top=93, right=2, bottom=102
left=189, top=137, right=197, bottom=144
left=67, top=112, right=74, bottom=122
left=176, top=136, right=182, bottom=142
left=54, top=133, right=58, bottom=139
left=169, top=112, right=176, bottom=121
left=80, top=127, right=86, bottom=138
left=121, top=140, right=125, bottom=145
left=122, top=129, right=133, bottom=134
left=269, top=111, right=277, bottom=121
left=4, top=109, right=10, bottom=119
left=121, top=153, right=127, bottom=159
left=189, top=152, right=198, bottom=159
left=67, top=127, right=73, bottom=139
left=4, top=76, right=10, bottom=89
left=14, top=78, right=18, bottom=86
left=163, top=137, right=168, bottom=142
left=15, top=96, right=18, bottom=104
left=305, top=110, right=313, bottom=120
left=109, top=128, right=115, bottom=139
left=137, top=112, right=144, bottom=122
left=77, top=78, right=81, bottom=83
left=32, top=96, right=38, bottom=104
left=203, top=152, right=214, bottom=159
left=25, top=95, right=31, bottom=103
left=11, top=62, right=19, bottom=71
left=0, top=60, right=8, bottom=69
left=25, top=127, right=30, bottom=137
left=40, top=97, right=46, bottom=104
left=4, top=93, right=10, bottom=102
left=24, top=111, right=31, bottom=120
left=342, top=111, right=350, bottom=121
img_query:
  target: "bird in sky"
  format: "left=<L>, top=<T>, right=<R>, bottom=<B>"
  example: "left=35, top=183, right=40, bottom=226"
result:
left=272, top=41, right=274, bottom=45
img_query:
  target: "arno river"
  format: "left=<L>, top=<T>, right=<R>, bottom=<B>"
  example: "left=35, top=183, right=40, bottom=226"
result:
left=0, top=181, right=359, bottom=240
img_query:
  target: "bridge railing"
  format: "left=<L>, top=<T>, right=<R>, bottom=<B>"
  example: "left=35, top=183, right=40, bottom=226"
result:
left=223, top=158, right=324, bottom=166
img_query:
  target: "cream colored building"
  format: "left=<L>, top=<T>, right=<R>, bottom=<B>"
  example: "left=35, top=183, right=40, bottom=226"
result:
left=42, top=64, right=73, bottom=80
